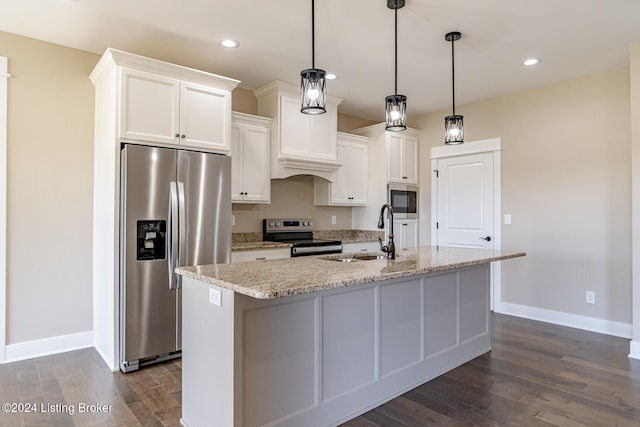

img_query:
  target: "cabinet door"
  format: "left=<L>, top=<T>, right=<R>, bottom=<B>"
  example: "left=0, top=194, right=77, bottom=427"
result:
left=349, top=142, right=368, bottom=205
left=180, top=82, right=230, bottom=152
left=120, top=68, right=179, bottom=144
left=230, top=123, right=244, bottom=201
left=330, top=141, right=351, bottom=204
left=279, top=96, right=310, bottom=157
left=393, top=219, right=418, bottom=250
left=241, top=124, right=270, bottom=203
left=387, top=133, right=405, bottom=183
left=403, top=134, right=419, bottom=184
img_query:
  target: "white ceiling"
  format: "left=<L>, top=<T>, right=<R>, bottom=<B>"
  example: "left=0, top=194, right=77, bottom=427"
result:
left=2, top=0, right=640, bottom=121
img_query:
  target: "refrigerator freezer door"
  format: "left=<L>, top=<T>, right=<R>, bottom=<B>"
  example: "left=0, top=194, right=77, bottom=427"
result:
left=121, top=145, right=178, bottom=366
left=176, top=151, right=231, bottom=348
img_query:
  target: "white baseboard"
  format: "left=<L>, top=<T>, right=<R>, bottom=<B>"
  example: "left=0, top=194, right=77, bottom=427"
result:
left=4, top=330, right=93, bottom=363
left=630, top=340, right=640, bottom=360
left=495, top=302, right=632, bottom=339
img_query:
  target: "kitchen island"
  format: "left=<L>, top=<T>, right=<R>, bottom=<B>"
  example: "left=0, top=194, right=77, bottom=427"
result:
left=176, top=246, right=525, bottom=427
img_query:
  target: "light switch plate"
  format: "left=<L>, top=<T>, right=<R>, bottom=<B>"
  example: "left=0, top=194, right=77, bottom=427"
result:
left=504, top=214, right=512, bottom=225
left=209, top=288, right=222, bottom=307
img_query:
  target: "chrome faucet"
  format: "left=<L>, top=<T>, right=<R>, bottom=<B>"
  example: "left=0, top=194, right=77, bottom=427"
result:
left=377, top=204, right=396, bottom=260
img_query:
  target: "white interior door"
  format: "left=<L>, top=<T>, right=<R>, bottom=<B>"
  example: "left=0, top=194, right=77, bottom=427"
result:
left=435, top=152, right=494, bottom=248
left=431, top=138, right=502, bottom=310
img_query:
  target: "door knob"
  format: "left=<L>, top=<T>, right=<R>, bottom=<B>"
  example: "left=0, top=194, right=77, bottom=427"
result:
left=479, top=236, right=492, bottom=242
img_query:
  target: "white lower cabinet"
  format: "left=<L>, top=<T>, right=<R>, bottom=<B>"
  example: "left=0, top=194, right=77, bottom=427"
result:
left=393, top=219, right=418, bottom=250
left=231, top=112, right=271, bottom=203
left=231, top=248, right=290, bottom=263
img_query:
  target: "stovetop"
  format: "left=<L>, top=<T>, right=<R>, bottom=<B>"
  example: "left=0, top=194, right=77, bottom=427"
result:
left=262, top=218, right=342, bottom=247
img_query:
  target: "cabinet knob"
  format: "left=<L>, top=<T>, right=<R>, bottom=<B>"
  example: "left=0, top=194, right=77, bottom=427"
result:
left=181, top=134, right=186, bottom=139
left=175, top=133, right=180, bottom=138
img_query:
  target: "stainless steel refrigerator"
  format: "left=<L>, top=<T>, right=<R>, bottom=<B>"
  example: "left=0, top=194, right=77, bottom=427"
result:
left=119, top=144, right=231, bottom=372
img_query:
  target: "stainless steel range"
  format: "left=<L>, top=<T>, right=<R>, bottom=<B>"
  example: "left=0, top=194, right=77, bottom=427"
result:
left=263, top=218, right=342, bottom=257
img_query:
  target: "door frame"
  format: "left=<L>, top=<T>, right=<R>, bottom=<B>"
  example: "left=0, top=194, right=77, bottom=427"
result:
left=1, top=57, right=9, bottom=363
left=430, top=138, right=502, bottom=310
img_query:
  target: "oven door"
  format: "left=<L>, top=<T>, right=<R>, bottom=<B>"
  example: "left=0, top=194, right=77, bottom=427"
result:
left=389, top=185, right=418, bottom=219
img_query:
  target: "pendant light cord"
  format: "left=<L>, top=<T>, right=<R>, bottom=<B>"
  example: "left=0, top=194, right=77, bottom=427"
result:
left=451, top=37, right=455, bottom=115
left=394, top=6, right=398, bottom=95
left=311, top=0, right=315, bottom=69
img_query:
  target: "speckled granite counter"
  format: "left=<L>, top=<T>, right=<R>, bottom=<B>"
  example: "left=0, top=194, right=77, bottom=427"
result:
left=313, top=229, right=384, bottom=243
left=231, top=232, right=290, bottom=251
left=176, top=245, right=525, bottom=299
left=231, top=241, right=291, bottom=251
left=231, top=229, right=382, bottom=251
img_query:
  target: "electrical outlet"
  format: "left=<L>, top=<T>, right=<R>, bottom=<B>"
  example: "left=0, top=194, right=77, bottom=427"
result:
left=331, top=215, right=336, bottom=225
left=586, top=291, right=595, bottom=304
left=209, top=288, right=222, bottom=307
left=504, top=214, right=512, bottom=225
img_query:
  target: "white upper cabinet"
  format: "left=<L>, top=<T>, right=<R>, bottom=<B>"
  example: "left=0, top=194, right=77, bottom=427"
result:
left=253, top=80, right=343, bottom=181
left=120, top=68, right=179, bottom=144
left=91, top=48, right=239, bottom=154
left=179, top=81, right=230, bottom=151
left=314, top=132, right=368, bottom=206
left=387, top=132, right=418, bottom=184
left=231, top=112, right=271, bottom=204
left=120, top=68, right=232, bottom=152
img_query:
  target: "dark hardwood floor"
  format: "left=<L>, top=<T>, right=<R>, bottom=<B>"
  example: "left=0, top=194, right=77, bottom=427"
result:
left=1, top=314, right=639, bottom=426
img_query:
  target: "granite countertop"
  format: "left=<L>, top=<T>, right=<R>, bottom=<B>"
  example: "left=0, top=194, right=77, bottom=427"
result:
left=176, top=246, right=526, bottom=299
left=231, top=229, right=384, bottom=251
left=231, top=241, right=292, bottom=251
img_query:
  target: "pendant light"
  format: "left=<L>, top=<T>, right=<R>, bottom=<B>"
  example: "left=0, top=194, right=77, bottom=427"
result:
left=300, top=0, right=327, bottom=114
left=385, top=0, right=407, bottom=132
left=444, top=31, right=463, bottom=144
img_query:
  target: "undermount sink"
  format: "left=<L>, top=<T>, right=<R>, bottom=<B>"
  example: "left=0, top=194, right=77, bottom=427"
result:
left=323, top=253, right=391, bottom=262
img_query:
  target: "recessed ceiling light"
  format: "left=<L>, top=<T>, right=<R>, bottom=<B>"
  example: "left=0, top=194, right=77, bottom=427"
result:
left=325, top=73, right=337, bottom=80
left=219, top=39, right=239, bottom=48
left=523, top=58, right=540, bottom=66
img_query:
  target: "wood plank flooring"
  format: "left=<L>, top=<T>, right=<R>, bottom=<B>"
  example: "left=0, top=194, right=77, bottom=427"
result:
left=1, top=313, right=639, bottom=426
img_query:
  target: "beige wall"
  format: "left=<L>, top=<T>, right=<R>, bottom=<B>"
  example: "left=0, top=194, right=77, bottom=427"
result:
left=412, top=67, right=632, bottom=324
left=1, top=31, right=99, bottom=344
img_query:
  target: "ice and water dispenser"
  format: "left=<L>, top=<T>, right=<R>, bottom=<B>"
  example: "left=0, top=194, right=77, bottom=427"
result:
left=136, top=220, right=166, bottom=260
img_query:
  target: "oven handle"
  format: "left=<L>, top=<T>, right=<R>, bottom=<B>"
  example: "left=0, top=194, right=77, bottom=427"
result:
left=292, top=244, right=343, bottom=256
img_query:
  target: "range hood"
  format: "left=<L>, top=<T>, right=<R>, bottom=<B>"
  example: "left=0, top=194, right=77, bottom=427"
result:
left=254, top=80, right=343, bottom=182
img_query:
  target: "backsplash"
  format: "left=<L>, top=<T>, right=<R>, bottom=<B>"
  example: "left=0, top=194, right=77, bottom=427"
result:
left=231, top=175, right=354, bottom=232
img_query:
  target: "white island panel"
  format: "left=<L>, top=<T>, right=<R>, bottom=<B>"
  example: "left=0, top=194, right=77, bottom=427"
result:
left=244, top=299, right=317, bottom=426
left=424, top=273, right=459, bottom=358
left=322, top=287, right=376, bottom=402
left=380, top=279, right=422, bottom=377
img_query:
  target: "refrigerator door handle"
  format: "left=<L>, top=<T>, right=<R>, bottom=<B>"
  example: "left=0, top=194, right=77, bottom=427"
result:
left=168, top=181, right=179, bottom=290
left=177, top=181, right=187, bottom=288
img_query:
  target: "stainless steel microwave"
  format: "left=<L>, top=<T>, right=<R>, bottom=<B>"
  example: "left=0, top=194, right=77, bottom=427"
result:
left=388, top=184, right=418, bottom=218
